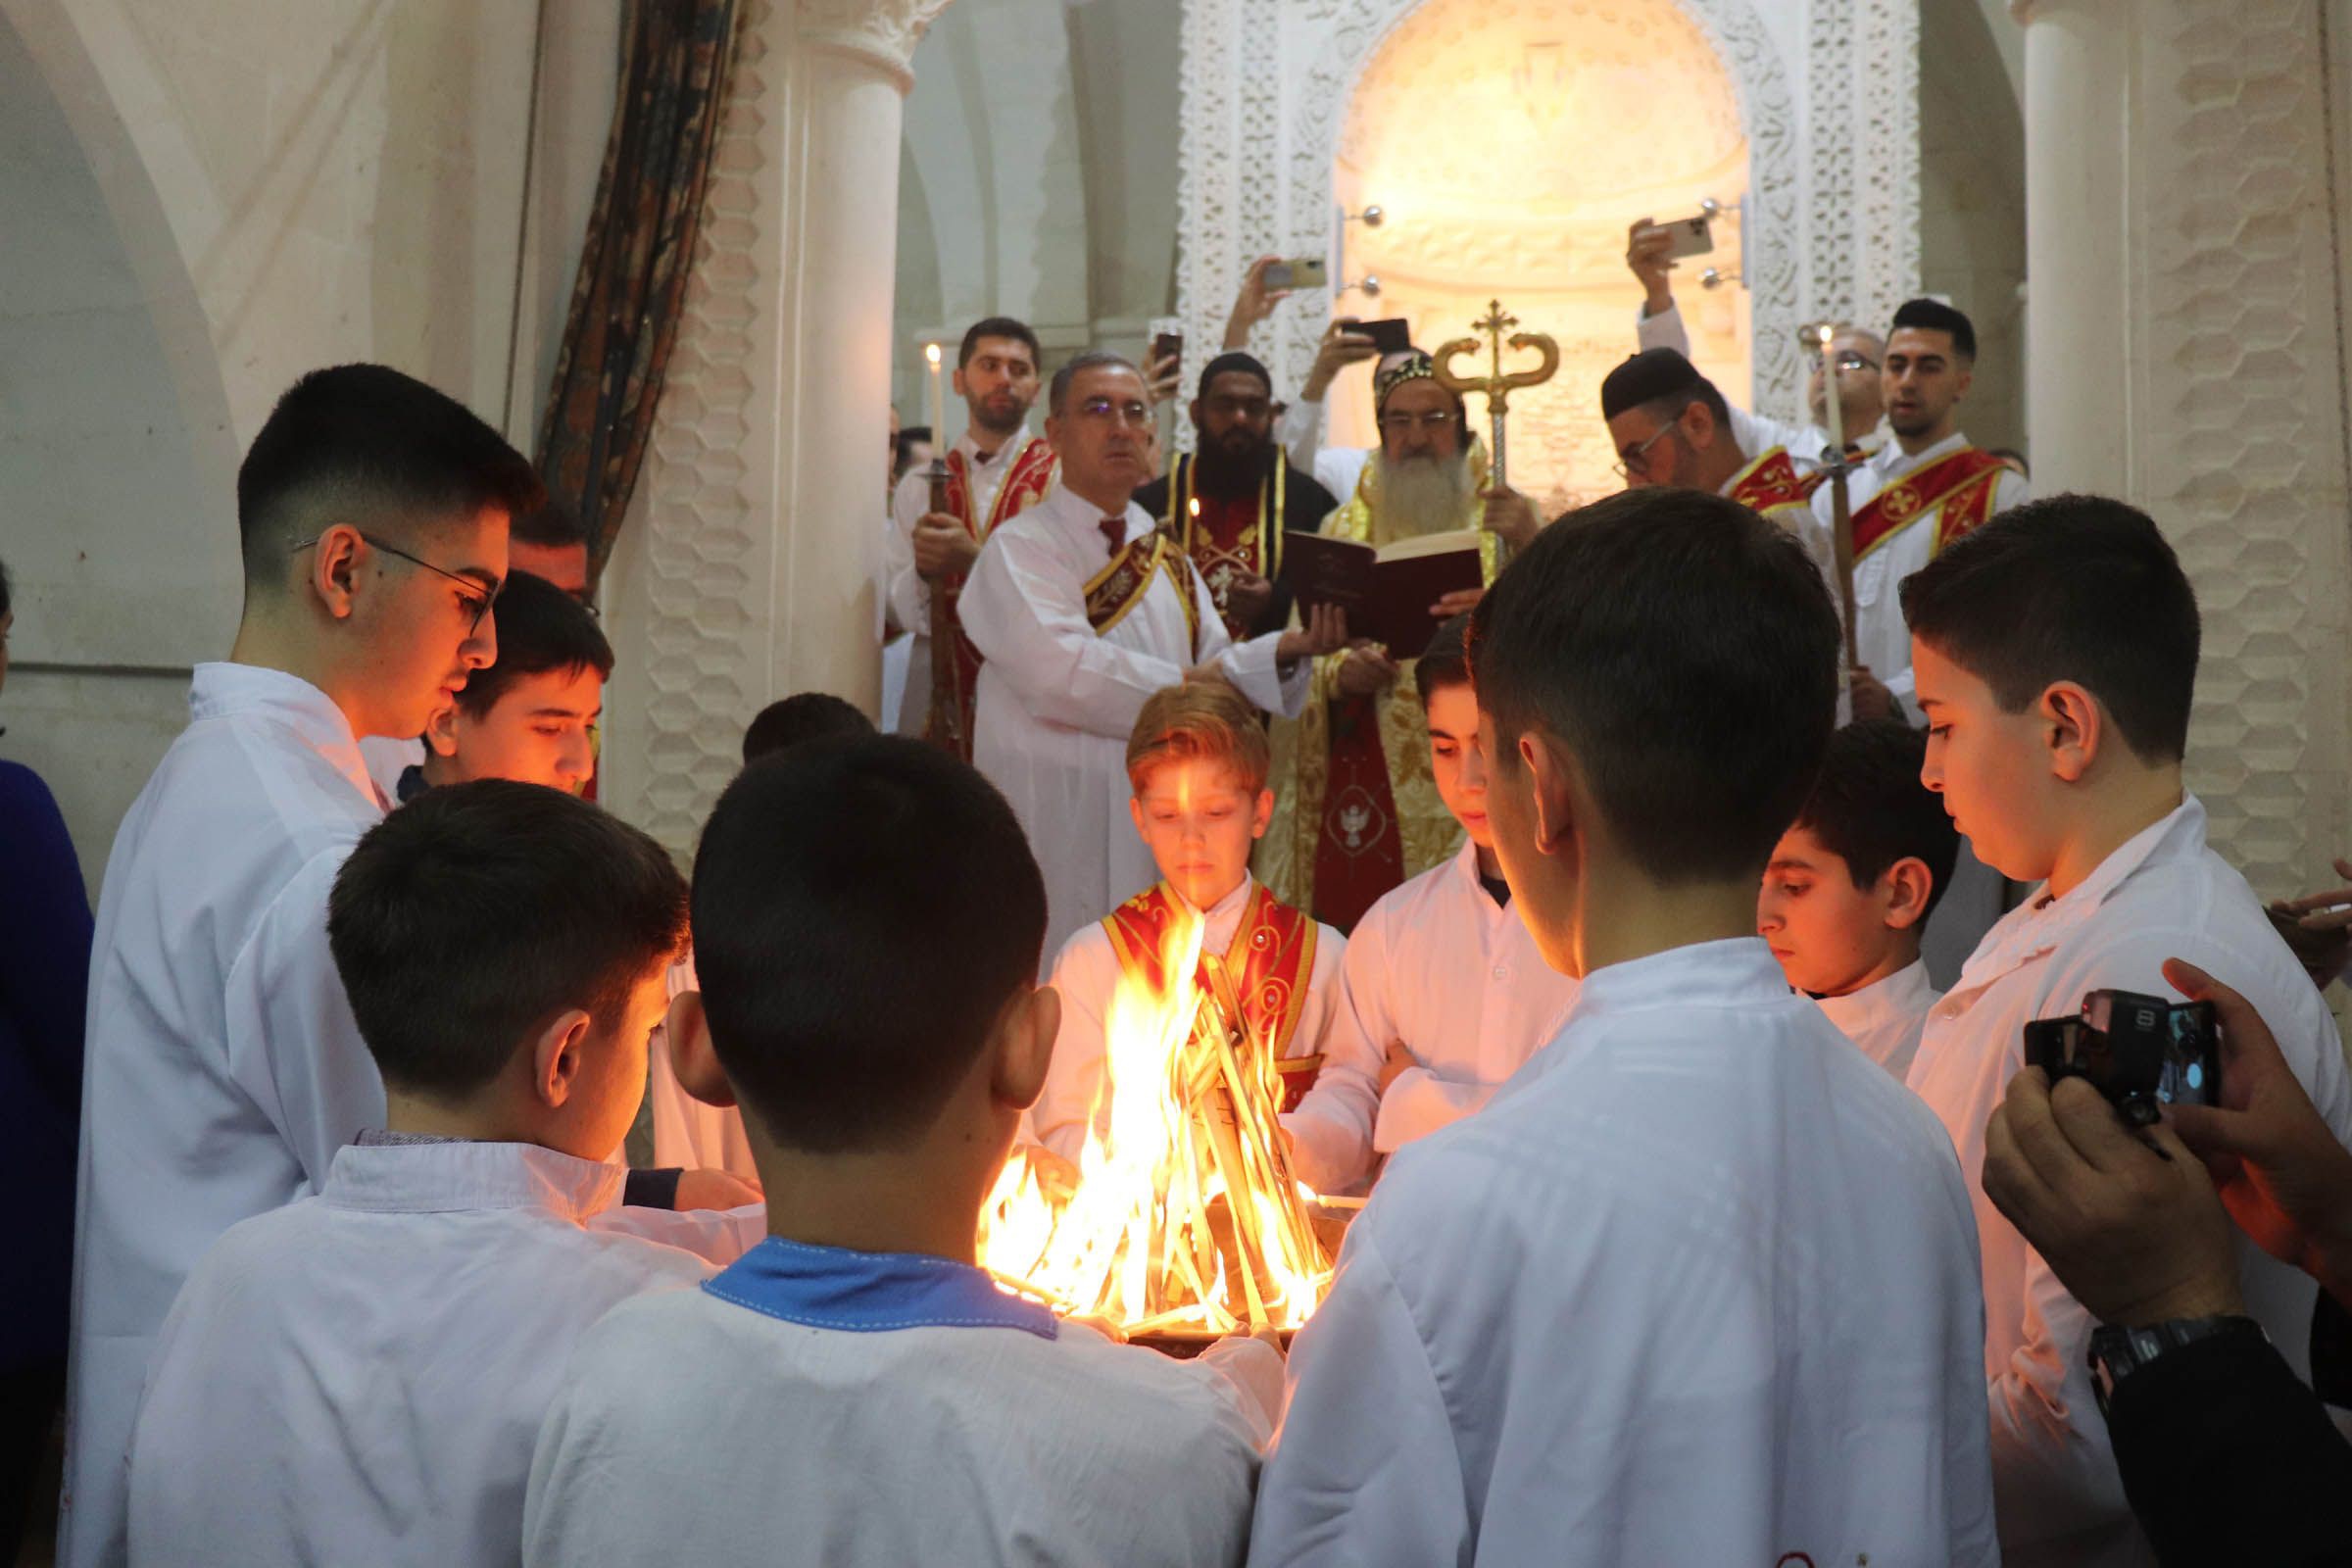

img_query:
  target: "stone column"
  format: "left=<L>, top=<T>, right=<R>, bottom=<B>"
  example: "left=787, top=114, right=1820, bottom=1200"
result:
left=2014, top=0, right=2351, bottom=898
left=600, top=0, right=953, bottom=858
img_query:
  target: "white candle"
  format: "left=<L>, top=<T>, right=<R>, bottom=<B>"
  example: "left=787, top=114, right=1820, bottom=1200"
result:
left=925, top=342, right=946, bottom=453
left=1818, top=324, right=1846, bottom=457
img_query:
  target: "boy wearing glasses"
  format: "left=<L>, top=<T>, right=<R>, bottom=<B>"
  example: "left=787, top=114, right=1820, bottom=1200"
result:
left=62, top=364, right=536, bottom=1568
left=960, top=351, right=1345, bottom=961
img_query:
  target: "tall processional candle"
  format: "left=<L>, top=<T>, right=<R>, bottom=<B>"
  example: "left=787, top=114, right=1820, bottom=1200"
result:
left=925, top=342, right=947, bottom=448
left=1817, top=324, right=1846, bottom=457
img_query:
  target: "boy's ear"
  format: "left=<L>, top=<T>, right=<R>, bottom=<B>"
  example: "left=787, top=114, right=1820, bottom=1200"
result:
left=992, top=983, right=1061, bottom=1113
left=1520, top=729, right=1581, bottom=858
left=1250, top=787, right=1274, bottom=840
left=1881, top=856, right=1936, bottom=932
left=532, top=1007, right=596, bottom=1110
left=2039, top=680, right=2103, bottom=783
left=423, top=700, right=462, bottom=760
left=664, top=990, right=737, bottom=1108
left=1128, top=796, right=1148, bottom=841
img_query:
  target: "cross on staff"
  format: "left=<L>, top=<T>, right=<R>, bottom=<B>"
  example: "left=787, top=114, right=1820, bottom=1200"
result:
left=1434, top=299, right=1559, bottom=492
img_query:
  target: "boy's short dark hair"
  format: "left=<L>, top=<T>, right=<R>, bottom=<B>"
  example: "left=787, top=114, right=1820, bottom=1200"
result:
left=742, top=692, right=873, bottom=764
left=328, top=781, right=688, bottom=1099
left=1469, top=488, right=1838, bottom=883
left=1414, top=612, right=1474, bottom=705
left=1889, top=298, right=1978, bottom=362
left=451, top=571, right=613, bottom=719
left=236, top=364, right=543, bottom=583
left=1795, top=720, right=1960, bottom=921
left=1898, top=494, right=2199, bottom=762
left=692, top=737, right=1047, bottom=1153
left=959, top=317, right=1041, bottom=370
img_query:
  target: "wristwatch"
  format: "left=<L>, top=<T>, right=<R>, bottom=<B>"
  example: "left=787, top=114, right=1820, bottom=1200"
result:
left=2088, top=1315, right=2268, bottom=1416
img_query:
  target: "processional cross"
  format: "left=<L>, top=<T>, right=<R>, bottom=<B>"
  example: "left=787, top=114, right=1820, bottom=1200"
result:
left=1433, top=299, right=1560, bottom=491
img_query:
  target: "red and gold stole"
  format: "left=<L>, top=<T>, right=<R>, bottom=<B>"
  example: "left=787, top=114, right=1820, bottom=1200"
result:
left=1083, top=530, right=1201, bottom=659
left=1724, top=445, right=1812, bottom=514
left=929, top=437, right=1059, bottom=758
left=1851, top=446, right=2010, bottom=563
left=1168, top=455, right=1285, bottom=636
left=1102, top=881, right=1323, bottom=1110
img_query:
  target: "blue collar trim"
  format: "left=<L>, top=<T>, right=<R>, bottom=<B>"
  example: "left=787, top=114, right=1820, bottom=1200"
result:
left=703, top=1236, right=1059, bottom=1340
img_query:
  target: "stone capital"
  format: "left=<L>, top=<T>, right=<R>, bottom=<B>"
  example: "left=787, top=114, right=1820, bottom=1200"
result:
left=795, top=0, right=955, bottom=90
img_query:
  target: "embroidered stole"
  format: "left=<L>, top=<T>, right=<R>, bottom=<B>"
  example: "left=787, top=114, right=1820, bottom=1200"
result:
left=1102, top=882, right=1322, bottom=1109
left=1725, top=446, right=1812, bottom=514
left=928, top=437, right=1058, bottom=758
left=1851, top=445, right=2009, bottom=563
left=1083, top=529, right=1202, bottom=659
left=1167, top=455, right=1285, bottom=634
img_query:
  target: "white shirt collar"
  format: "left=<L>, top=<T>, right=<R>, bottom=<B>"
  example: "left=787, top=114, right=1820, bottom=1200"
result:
left=1571, top=937, right=1789, bottom=1026
left=1815, top=957, right=1934, bottom=1038
left=320, top=1139, right=626, bottom=1221
left=1958, top=795, right=2205, bottom=990
left=190, top=662, right=377, bottom=804
left=1877, top=428, right=1971, bottom=482
left=1171, top=874, right=1259, bottom=953
left=1038, top=481, right=1143, bottom=544
left=957, top=425, right=1032, bottom=468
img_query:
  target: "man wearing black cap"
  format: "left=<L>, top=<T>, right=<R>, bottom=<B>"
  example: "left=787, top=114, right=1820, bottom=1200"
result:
left=1600, top=347, right=1824, bottom=524
left=1135, top=352, right=1339, bottom=638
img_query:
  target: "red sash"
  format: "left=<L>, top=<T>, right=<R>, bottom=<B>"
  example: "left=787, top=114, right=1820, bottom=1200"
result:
left=1852, top=446, right=2009, bottom=563
left=1102, top=882, right=1323, bottom=1110
left=928, top=436, right=1057, bottom=759
left=1084, top=531, right=1201, bottom=659
left=1725, top=446, right=1811, bottom=514
left=1168, top=455, right=1285, bottom=637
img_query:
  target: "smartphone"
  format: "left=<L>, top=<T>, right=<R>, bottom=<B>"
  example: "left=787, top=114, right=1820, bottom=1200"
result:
left=1262, top=257, right=1330, bottom=290
left=1642, top=215, right=1714, bottom=260
left=1151, top=329, right=1184, bottom=367
left=1357, top=318, right=1413, bottom=355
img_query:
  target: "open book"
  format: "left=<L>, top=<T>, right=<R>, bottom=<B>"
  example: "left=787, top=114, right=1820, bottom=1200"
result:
left=1281, top=527, right=1484, bottom=655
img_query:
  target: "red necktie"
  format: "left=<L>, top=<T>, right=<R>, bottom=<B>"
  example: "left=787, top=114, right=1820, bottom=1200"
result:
left=1100, top=516, right=1125, bottom=557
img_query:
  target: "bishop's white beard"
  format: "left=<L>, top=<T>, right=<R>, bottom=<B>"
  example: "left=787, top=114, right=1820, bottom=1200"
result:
left=1370, top=450, right=1473, bottom=540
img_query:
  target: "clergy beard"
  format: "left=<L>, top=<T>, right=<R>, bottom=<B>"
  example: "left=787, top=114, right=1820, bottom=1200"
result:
left=1371, top=450, right=1473, bottom=537
left=1193, top=432, right=1273, bottom=498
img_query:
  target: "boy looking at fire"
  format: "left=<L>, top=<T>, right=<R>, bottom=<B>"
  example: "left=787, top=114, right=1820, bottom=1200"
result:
left=1757, top=718, right=1957, bottom=1080
left=524, top=737, right=1283, bottom=1565
left=1285, top=615, right=1583, bottom=1191
left=1026, top=681, right=1350, bottom=1188
left=1248, top=488, right=1995, bottom=1565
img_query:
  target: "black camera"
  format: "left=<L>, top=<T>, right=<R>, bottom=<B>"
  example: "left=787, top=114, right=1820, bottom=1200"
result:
left=2023, top=989, right=2222, bottom=1128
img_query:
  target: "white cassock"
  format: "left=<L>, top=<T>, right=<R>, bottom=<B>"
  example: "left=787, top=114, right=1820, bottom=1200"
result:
left=643, top=951, right=759, bottom=1179
left=1805, top=428, right=2032, bottom=717
left=1905, top=795, right=2352, bottom=1568
left=62, top=662, right=388, bottom=1568
left=885, top=427, right=1035, bottom=737
left=1812, top=956, right=1937, bottom=1081
left=1286, top=842, right=1580, bottom=1193
left=357, top=734, right=423, bottom=804
left=523, top=1238, right=1283, bottom=1566
left=1026, top=875, right=1346, bottom=1166
left=1250, top=938, right=1997, bottom=1567
left=125, top=1140, right=762, bottom=1567
left=958, top=483, right=1308, bottom=960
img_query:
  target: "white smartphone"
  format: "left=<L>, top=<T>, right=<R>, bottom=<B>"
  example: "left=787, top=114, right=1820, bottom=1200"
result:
left=1262, top=257, right=1330, bottom=290
left=1643, top=215, right=1714, bottom=260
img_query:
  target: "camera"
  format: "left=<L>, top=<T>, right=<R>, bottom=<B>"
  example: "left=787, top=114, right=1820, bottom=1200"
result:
left=2023, top=989, right=2222, bottom=1128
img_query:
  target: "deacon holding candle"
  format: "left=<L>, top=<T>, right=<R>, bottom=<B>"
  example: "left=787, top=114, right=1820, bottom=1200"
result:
left=885, top=318, right=1058, bottom=760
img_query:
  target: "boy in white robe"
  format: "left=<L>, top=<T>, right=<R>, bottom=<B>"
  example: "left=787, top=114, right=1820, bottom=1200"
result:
left=125, top=783, right=761, bottom=1567
left=1027, top=681, right=1347, bottom=1182
left=525, top=738, right=1283, bottom=1567
left=1250, top=487, right=1995, bottom=1566
left=1757, top=718, right=1959, bottom=1080
left=1286, top=614, right=1581, bottom=1192
left=958, top=351, right=1339, bottom=961
left=1898, top=495, right=2352, bottom=1567
left=61, top=366, right=537, bottom=1568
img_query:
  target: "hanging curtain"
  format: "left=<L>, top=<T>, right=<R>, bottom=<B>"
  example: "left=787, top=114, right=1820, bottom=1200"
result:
left=537, top=0, right=742, bottom=583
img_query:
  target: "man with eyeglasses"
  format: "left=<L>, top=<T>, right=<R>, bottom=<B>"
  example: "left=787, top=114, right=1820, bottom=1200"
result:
left=1259, top=351, right=1534, bottom=933
left=58, top=365, right=536, bottom=1568
left=960, top=351, right=1347, bottom=960
left=1627, top=218, right=1887, bottom=471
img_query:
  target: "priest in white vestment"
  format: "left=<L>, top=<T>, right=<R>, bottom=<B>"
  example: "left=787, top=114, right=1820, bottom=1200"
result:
left=959, top=351, right=1333, bottom=958
left=1250, top=486, right=1994, bottom=1567
left=59, top=367, right=534, bottom=1568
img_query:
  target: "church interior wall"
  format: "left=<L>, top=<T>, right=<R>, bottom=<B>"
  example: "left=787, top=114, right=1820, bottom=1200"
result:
left=1918, top=0, right=2024, bottom=457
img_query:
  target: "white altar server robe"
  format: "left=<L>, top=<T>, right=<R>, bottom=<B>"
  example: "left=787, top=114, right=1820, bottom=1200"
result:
left=959, top=484, right=1307, bottom=958
left=125, top=1140, right=761, bottom=1568
left=61, top=662, right=389, bottom=1568
left=1814, top=956, right=1937, bottom=1081
left=1287, top=842, right=1580, bottom=1192
left=1250, top=938, right=1997, bottom=1568
left=885, top=427, right=1033, bottom=736
left=1807, top=428, right=2031, bottom=716
left=523, top=1240, right=1283, bottom=1567
left=1905, top=795, right=2352, bottom=1568
left=1029, top=875, right=1346, bottom=1166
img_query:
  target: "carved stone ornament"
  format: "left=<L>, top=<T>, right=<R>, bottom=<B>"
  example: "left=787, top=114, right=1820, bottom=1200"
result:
left=797, top=0, right=956, bottom=87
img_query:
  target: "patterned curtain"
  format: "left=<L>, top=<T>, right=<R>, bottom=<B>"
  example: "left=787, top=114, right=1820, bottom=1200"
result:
left=536, top=0, right=741, bottom=584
